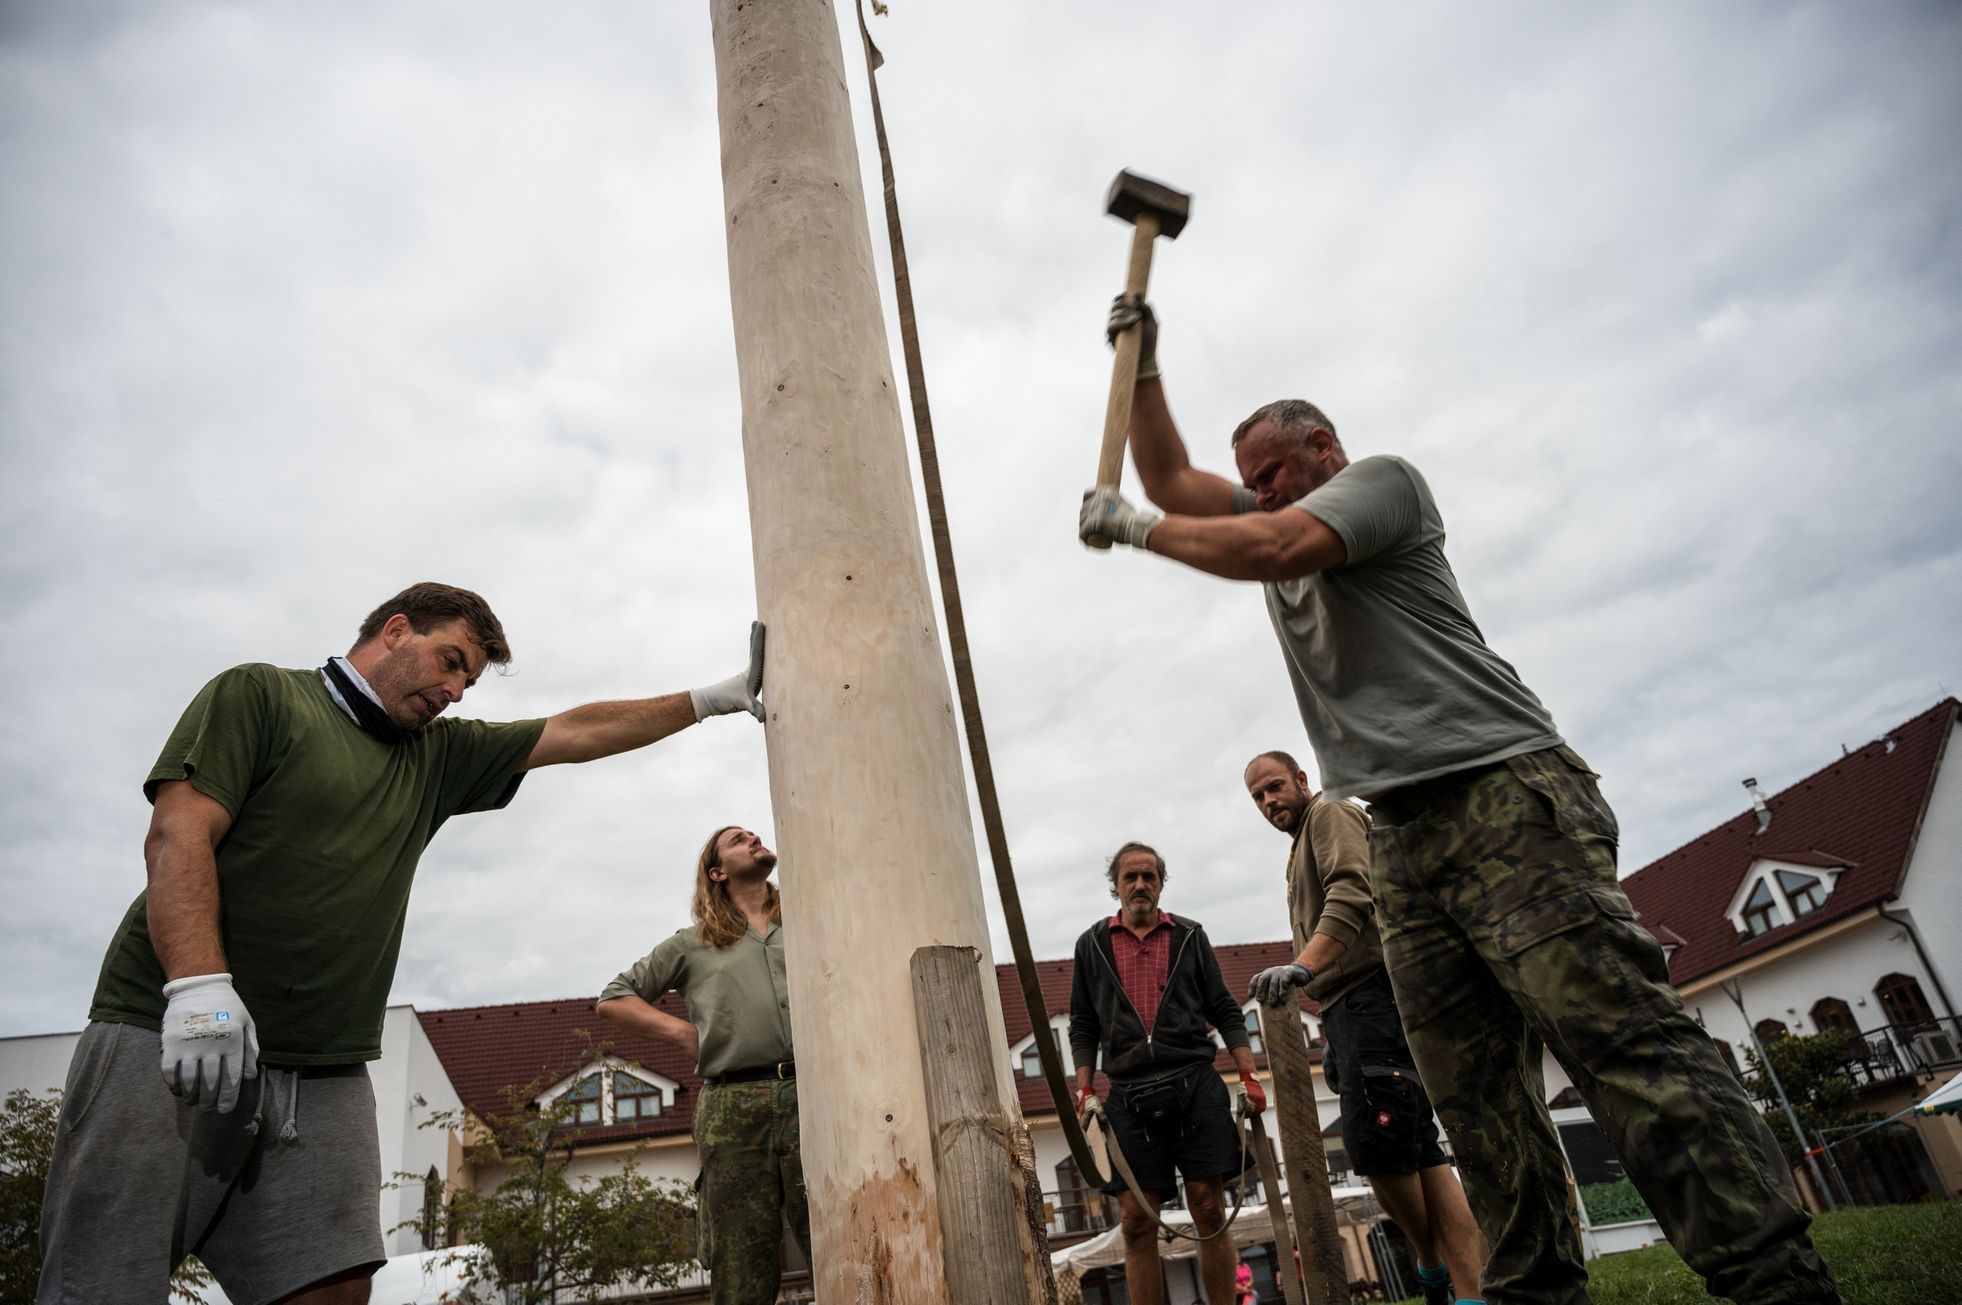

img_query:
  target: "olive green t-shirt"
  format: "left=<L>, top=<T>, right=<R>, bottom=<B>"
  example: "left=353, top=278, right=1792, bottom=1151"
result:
left=89, top=663, right=545, bottom=1065
left=599, top=924, right=793, bottom=1080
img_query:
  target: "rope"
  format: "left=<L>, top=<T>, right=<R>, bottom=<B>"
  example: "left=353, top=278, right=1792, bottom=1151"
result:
left=851, top=0, right=1246, bottom=1244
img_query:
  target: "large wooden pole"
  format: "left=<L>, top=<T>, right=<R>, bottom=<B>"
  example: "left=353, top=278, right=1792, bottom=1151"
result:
left=708, top=1, right=1024, bottom=1298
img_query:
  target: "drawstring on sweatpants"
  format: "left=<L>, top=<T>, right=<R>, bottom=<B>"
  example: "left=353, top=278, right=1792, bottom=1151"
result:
left=241, top=1068, right=301, bottom=1142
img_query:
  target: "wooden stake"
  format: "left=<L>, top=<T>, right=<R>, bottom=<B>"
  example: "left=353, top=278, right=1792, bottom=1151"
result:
left=1246, top=1107, right=1306, bottom=1305
left=709, top=2, right=1026, bottom=1298
left=1261, top=1005, right=1352, bottom=1304
left=913, top=947, right=1056, bottom=1304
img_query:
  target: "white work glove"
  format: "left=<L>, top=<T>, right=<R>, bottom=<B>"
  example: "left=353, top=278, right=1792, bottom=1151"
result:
left=1248, top=962, right=1313, bottom=1006
left=1106, top=296, right=1160, bottom=381
left=690, top=621, right=767, bottom=723
left=1080, top=486, right=1162, bottom=551
left=160, top=972, right=259, bottom=1113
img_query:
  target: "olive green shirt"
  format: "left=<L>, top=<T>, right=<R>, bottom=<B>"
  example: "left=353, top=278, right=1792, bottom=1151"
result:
left=600, top=924, right=794, bottom=1079
left=90, top=663, right=545, bottom=1064
left=1287, top=793, right=1385, bottom=1006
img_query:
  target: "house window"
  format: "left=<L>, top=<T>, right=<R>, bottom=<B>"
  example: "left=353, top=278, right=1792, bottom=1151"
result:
left=563, top=1073, right=602, bottom=1126
left=1241, top=1005, right=1265, bottom=1056
left=1875, top=973, right=1935, bottom=1031
left=1810, top=997, right=1858, bottom=1037
left=1021, top=1044, right=1044, bottom=1078
left=1754, top=1018, right=1789, bottom=1045
left=1776, top=870, right=1827, bottom=918
left=1740, top=879, right=1782, bottom=937
left=419, top=1165, right=443, bottom=1250
left=614, top=1071, right=663, bottom=1121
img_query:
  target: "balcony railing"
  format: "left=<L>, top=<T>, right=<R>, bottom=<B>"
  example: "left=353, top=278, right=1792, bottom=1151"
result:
left=1835, top=1016, right=1962, bottom=1088
left=1042, top=1187, right=1114, bottom=1238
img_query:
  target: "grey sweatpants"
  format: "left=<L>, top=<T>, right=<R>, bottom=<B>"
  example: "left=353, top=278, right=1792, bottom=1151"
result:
left=38, top=1021, right=387, bottom=1305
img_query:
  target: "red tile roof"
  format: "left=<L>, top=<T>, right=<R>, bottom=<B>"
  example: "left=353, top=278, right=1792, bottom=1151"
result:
left=1620, top=698, right=1956, bottom=986
left=418, top=937, right=1314, bottom=1143
left=418, top=995, right=704, bottom=1147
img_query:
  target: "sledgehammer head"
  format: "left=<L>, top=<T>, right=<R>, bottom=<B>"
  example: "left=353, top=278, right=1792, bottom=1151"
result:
left=1105, top=169, right=1190, bottom=240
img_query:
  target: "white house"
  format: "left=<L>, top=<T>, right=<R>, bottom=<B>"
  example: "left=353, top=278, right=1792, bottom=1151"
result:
left=1543, top=697, right=1962, bottom=1206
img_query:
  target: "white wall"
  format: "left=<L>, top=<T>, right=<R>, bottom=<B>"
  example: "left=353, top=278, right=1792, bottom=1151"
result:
left=373, top=1006, right=468, bottom=1256
left=0, top=1029, right=80, bottom=1100
left=1894, top=717, right=1962, bottom=1019
left=1679, top=914, right=1945, bottom=1053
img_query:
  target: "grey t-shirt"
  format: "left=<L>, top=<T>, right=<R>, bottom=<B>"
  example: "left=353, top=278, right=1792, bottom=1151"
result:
left=1235, top=454, right=1562, bottom=798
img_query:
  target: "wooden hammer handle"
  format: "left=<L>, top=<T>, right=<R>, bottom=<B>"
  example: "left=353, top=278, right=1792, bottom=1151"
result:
left=1089, top=212, right=1163, bottom=546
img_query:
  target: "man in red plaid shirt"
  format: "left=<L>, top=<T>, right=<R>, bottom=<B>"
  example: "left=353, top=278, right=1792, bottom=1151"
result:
left=1069, top=842, right=1265, bottom=1305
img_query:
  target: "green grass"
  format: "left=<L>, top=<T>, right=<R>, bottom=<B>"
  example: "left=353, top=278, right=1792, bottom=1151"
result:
left=1392, top=1201, right=1962, bottom=1304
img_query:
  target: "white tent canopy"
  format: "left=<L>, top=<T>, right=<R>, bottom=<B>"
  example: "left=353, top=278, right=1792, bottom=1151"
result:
left=1051, top=1191, right=1376, bottom=1277
left=1918, top=1070, right=1962, bottom=1116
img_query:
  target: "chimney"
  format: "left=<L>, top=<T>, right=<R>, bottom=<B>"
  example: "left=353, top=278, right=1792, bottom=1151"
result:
left=1742, top=778, right=1771, bottom=834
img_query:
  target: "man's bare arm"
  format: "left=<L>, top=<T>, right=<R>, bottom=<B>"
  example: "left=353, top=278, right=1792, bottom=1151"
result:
left=1127, top=380, right=1242, bottom=516
left=596, top=994, right=701, bottom=1062
left=1146, top=505, right=1348, bottom=581
left=144, top=781, right=234, bottom=980
left=526, top=694, right=700, bottom=770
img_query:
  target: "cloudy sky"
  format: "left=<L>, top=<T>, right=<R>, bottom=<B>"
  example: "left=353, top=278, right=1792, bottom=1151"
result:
left=2, top=2, right=1958, bottom=1040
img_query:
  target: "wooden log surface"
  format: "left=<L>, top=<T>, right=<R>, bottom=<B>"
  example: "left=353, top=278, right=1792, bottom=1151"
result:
left=1262, top=1003, right=1352, bottom=1304
left=913, top=946, right=1049, bottom=1305
left=710, top=0, right=1024, bottom=1298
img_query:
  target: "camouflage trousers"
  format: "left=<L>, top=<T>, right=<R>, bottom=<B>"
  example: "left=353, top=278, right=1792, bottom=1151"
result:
left=694, top=1078, right=811, bottom=1305
left=1368, top=746, right=1840, bottom=1304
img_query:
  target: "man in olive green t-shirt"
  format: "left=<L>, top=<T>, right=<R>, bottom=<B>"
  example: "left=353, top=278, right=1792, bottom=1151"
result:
left=39, top=582, right=767, bottom=1305
left=598, top=825, right=808, bottom=1305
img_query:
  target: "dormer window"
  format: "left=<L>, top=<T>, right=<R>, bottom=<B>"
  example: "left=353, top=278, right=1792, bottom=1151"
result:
left=538, top=1056, right=680, bottom=1128
left=1741, top=879, right=1780, bottom=937
left=1777, top=870, right=1826, bottom=917
left=1725, top=856, right=1846, bottom=938
left=563, top=1073, right=603, bottom=1126
left=1011, top=1016, right=1074, bottom=1080
left=1241, top=1003, right=1265, bottom=1056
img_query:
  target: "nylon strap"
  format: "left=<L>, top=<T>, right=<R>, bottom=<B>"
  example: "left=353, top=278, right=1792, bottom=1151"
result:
left=852, top=0, right=1246, bottom=1243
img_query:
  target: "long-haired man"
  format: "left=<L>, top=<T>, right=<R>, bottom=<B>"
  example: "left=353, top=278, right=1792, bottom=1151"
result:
left=597, top=826, right=807, bottom=1305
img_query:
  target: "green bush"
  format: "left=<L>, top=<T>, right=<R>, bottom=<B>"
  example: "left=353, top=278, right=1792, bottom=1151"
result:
left=1578, top=1177, right=1653, bottom=1226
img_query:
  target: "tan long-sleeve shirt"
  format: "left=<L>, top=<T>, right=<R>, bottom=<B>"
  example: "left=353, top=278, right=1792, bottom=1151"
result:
left=1287, top=793, right=1385, bottom=1006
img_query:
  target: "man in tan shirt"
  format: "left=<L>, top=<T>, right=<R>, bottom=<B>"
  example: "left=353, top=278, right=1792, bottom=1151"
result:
left=1243, top=752, right=1485, bottom=1305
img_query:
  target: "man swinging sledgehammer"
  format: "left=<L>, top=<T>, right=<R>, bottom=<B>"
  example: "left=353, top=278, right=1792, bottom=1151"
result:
left=1077, top=307, right=1843, bottom=1304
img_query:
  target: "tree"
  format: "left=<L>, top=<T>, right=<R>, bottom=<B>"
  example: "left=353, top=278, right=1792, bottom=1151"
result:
left=2, top=1087, right=214, bottom=1303
left=406, top=1073, right=698, bottom=1305
left=1742, top=1029, right=1877, bottom=1164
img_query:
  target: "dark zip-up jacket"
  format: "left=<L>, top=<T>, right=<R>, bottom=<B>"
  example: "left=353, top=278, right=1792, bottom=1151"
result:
left=1068, top=914, right=1249, bottom=1084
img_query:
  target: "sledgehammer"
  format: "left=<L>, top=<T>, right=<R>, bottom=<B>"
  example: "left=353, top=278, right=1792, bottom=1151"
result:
left=1089, top=169, right=1191, bottom=548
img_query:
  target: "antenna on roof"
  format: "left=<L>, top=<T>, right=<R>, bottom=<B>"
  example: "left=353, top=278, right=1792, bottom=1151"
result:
left=1742, top=778, right=1771, bottom=834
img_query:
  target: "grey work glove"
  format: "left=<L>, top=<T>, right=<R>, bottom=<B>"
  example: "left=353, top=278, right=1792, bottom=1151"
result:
left=160, top=972, right=259, bottom=1113
left=690, top=621, right=767, bottom=722
left=1249, top=962, right=1313, bottom=1007
left=1106, top=295, right=1159, bottom=381
left=1079, top=486, right=1162, bottom=551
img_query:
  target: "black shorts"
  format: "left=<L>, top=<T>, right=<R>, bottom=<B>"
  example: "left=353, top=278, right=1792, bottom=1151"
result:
left=1321, top=969, right=1450, bottom=1177
left=1099, top=1061, right=1247, bottom=1198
